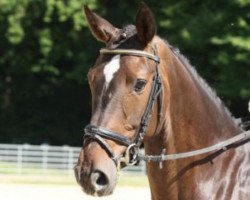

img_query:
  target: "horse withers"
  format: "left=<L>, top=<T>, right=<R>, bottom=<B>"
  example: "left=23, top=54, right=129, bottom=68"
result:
left=74, top=2, right=250, bottom=199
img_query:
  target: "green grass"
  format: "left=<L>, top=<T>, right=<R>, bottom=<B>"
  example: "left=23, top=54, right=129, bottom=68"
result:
left=0, top=162, right=72, bottom=175
left=0, top=162, right=149, bottom=187
left=0, top=174, right=76, bottom=185
left=118, top=173, right=149, bottom=187
left=0, top=173, right=149, bottom=187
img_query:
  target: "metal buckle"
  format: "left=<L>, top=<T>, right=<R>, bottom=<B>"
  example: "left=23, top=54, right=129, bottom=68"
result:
left=120, top=143, right=139, bottom=166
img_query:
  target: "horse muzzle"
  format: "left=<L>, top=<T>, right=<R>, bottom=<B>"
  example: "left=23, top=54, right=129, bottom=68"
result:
left=74, top=148, right=118, bottom=196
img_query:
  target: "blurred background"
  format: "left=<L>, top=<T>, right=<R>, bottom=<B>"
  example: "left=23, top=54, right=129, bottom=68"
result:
left=0, top=0, right=250, bottom=146
left=0, top=0, right=249, bottom=199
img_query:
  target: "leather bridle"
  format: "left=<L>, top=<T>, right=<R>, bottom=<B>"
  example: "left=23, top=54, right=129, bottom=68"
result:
left=83, top=46, right=163, bottom=167
left=83, top=46, right=250, bottom=169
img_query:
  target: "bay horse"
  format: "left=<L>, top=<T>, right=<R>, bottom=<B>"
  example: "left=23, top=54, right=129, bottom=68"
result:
left=74, top=2, right=250, bottom=199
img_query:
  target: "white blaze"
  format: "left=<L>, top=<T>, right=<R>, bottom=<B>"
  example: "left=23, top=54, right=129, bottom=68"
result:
left=103, top=55, right=120, bottom=88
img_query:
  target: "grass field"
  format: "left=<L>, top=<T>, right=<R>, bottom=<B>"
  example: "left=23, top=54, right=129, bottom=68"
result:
left=0, top=162, right=150, bottom=199
left=0, top=161, right=149, bottom=187
left=0, top=172, right=150, bottom=200
left=0, top=172, right=149, bottom=187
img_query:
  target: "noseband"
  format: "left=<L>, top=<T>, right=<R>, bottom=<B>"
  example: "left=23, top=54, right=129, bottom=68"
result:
left=83, top=46, right=163, bottom=166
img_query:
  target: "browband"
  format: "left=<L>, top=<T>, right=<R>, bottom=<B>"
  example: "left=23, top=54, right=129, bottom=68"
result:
left=100, top=48, right=160, bottom=63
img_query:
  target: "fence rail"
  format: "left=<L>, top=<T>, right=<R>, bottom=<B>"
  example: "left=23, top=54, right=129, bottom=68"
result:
left=0, top=143, right=145, bottom=175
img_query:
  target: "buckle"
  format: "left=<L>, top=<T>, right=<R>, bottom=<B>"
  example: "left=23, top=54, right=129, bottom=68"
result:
left=120, top=144, right=139, bottom=166
left=154, top=56, right=160, bottom=63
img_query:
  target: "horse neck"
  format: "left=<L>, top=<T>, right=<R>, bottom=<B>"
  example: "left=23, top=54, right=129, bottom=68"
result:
left=144, top=39, right=243, bottom=199
left=158, top=44, right=240, bottom=154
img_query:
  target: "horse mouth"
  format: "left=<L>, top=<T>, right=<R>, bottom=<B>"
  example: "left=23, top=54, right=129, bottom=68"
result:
left=81, top=182, right=115, bottom=197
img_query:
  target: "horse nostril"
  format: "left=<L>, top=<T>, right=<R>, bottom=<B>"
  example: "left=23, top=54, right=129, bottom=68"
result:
left=91, top=170, right=109, bottom=190
left=96, top=174, right=107, bottom=186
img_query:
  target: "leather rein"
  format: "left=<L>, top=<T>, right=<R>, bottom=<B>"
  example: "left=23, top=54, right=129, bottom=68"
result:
left=83, top=46, right=250, bottom=168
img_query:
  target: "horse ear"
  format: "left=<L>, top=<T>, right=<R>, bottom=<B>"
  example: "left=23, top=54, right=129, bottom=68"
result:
left=136, top=2, right=156, bottom=46
left=84, top=5, right=119, bottom=44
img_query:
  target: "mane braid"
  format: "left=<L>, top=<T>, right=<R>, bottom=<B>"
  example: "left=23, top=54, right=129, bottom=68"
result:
left=168, top=44, right=235, bottom=121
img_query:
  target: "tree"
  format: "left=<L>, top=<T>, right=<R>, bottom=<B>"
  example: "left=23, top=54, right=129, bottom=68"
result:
left=0, top=0, right=249, bottom=145
left=0, top=0, right=97, bottom=145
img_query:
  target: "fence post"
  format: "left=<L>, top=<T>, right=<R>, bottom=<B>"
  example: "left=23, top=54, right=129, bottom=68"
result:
left=140, top=149, right=146, bottom=175
left=17, top=145, right=23, bottom=174
left=68, top=148, right=74, bottom=176
left=41, top=144, right=49, bottom=174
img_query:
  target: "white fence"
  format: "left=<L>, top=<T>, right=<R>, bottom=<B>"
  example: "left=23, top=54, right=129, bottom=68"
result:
left=0, top=143, right=145, bottom=175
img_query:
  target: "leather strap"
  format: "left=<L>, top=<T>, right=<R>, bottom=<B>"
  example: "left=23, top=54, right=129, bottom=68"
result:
left=100, top=48, right=160, bottom=63
left=83, top=47, right=250, bottom=166
left=138, top=130, right=250, bottom=162
left=84, top=124, right=132, bottom=147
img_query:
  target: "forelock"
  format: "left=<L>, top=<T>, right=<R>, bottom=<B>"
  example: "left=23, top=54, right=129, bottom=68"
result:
left=122, top=25, right=137, bottom=38
left=109, top=25, right=141, bottom=49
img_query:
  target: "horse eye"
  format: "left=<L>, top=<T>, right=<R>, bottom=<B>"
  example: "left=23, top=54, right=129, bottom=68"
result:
left=134, top=79, right=147, bottom=92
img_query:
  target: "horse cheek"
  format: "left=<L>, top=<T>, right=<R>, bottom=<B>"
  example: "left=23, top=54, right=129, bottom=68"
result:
left=122, top=94, right=144, bottom=127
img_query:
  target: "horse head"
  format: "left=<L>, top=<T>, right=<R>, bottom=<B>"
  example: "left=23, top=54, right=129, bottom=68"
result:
left=74, top=2, right=163, bottom=196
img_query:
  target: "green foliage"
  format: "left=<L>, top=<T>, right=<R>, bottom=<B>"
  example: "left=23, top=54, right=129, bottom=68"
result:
left=0, top=0, right=249, bottom=145
left=0, top=0, right=96, bottom=145
left=155, top=0, right=250, bottom=101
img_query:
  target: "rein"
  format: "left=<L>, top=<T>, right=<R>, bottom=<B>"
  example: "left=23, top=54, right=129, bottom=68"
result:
left=83, top=46, right=250, bottom=168
left=138, top=130, right=250, bottom=163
